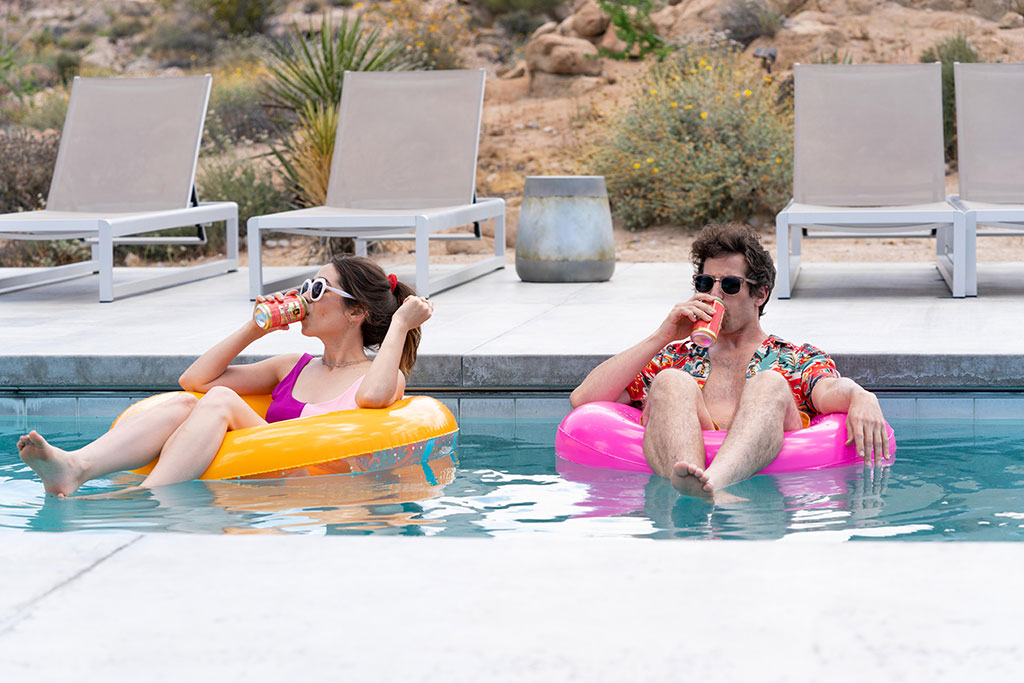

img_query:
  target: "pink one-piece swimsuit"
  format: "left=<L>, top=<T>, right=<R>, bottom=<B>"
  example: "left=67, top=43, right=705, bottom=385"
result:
left=265, top=353, right=364, bottom=423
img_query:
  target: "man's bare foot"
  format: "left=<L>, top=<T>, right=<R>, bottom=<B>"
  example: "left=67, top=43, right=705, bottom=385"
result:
left=17, top=430, right=85, bottom=497
left=671, top=461, right=714, bottom=498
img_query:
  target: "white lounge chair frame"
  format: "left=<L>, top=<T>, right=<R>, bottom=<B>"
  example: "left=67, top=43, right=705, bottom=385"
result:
left=247, top=69, right=505, bottom=299
left=775, top=63, right=970, bottom=298
left=0, top=75, right=237, bottom=302
left=947, top=62, right=1024, bottom=292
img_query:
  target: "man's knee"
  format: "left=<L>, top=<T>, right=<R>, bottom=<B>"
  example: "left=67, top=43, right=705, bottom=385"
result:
left=744, top=371, right=794, bottom=409
left=648, top=369, right=700, bottom=407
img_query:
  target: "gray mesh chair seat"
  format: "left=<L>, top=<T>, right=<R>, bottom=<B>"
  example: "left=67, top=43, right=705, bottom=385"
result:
left=946, top=63, right=1024, bottom=294
left=775, top=64, right=970, bottom=298
left=0, top=75, right=238, bottom=302
left=247, top=69, right=505, bottom=299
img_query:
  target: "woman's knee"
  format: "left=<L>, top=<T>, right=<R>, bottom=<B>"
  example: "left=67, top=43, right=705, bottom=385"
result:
left=195, top=386, right=242, bottom=415
left=167, top=392, right=199, bottom=416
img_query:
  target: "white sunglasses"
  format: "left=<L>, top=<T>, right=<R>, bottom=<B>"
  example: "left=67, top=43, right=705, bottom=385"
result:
left=299, top=277, right=356, bottom=302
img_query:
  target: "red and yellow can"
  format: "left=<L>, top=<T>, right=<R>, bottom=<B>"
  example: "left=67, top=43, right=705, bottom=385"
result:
left=253, top=294, right=308, bottom=331
left=690, top=297, right=725, bottom=347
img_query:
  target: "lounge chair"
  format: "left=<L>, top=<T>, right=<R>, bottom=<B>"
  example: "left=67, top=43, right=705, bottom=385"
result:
left=0, top=75, right=238, bottom=302
left=247, top=69, right=505, bottom=299
left=775, top=63, right=971, bottom=298
left=947, top=62, right=1024, bottom=291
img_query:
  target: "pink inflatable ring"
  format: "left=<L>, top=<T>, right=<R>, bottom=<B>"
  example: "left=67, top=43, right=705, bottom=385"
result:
left=555, top=401, right=896, bottom=474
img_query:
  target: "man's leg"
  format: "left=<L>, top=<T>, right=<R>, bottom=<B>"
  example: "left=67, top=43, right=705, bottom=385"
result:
left=694, top=370, right=804, bottom=495
left=642, top=369, right=716, bottom=498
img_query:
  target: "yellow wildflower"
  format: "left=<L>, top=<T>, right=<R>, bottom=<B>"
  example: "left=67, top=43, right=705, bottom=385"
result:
left=646, top=157, right=654, bottom=163
left=683, top=104, right=692, bottom=110
left=650, top=89, right=658, bottom=95
left=652, top=168, right=659, bottom=173
left=700, top=112, right=708, bottom=119
left=764, top=76, right=773, bottom=83
left=743, top=89, right=752, bottom=96
left=775, top=157, right=782, bottom=163
left=670, top=101, right=677, bottom=107
left=633, top=163, right=641, bottom=169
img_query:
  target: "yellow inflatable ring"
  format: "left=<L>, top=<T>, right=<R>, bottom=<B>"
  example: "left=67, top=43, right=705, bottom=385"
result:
left=111, top=393, right=458, bottom=480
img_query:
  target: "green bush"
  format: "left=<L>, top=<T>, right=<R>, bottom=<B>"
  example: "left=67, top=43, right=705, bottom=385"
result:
left=720, top=0, right=784, bottom=48
left=496, top=10, right=544, bottom=38
left=54, top=51, right=80, bottom=85
left=478, top=0, right=562, bottom=14
left=921, top=33, right=979, bottom=162
left=192, top=0, right=281, bottom=36
left=197, top=156, right=293, bottom=240
left=374, top=0, right=471, bottom=71
left=109, top=17, right=145, bottom=40
left=149, top=16, right=220, bottom=67
left=588, top=47, right=792, bottom=231
left=206, top=68, right=277, bottom=146
left=57, top=32, right=93, bottom=52
left=16, top=88, right=69, bottom=131
left=596, top=0, right=674, bottom=61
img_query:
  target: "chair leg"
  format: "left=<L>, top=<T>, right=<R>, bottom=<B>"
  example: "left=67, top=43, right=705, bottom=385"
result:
left=776, top=213, right=792, bottom=299
left=98, top=221, right=114, bottom=303
left=493, top=211, right=506, bottom=259
left=226, top=212, right=239, bottom=271
left=415, top=223, right=430, bottom=297
left=247, top=218, right=262, bottom=300
left=965, top=212, right=977, bottom=297
left=355, top=238, right=368, bottom=257
left=953, top=214, right=966, bottom=298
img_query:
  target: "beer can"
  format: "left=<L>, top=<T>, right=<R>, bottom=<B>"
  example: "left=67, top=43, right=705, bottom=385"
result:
left=253, top=294, right=308, bottom=331
left=691, top=297, right=725, bottom=347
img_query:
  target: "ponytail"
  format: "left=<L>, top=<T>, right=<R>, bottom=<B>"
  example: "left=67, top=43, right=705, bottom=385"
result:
left=391, top=279, right=420, bottom=378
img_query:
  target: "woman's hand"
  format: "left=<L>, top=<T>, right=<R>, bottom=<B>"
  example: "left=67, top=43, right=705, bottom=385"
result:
left=252, top=289, right=300, bottom=333
left=653, top=294, right=719, bottom=344
left=392, top=295, right=433, bottom=331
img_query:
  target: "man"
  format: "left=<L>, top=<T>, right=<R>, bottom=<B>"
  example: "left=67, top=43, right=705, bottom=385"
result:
left=570, top=223, right=889, bottom=498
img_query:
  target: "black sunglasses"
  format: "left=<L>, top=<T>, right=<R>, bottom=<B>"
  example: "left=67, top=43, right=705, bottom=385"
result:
left=693, top=274, right=758, bottom=295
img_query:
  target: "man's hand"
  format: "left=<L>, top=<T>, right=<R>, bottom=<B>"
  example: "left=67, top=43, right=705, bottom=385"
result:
left=845, top=390, right=890, bottom=463
left=654, top=294, right=719, bottom=344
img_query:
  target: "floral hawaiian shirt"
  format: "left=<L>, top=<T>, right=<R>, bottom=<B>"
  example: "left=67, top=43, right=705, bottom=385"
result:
left=626, top=335, right=840, bottom=417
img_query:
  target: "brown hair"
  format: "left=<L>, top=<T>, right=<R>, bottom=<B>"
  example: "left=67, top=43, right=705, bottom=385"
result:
left=330, top=255, right=421, bottom=377
left=690, top=222, right=775, bottom=317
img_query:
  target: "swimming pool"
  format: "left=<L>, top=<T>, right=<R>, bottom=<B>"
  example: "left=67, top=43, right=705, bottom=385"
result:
left=1, top=413, right=1022, bottom=539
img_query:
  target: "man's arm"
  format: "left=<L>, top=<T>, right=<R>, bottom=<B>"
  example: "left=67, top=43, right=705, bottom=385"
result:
left=811, top=377, right=890, bottom=461
left=570, top=296, right=717, bottom=408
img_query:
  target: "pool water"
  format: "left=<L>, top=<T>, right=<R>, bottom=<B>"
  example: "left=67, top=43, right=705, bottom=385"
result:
left=1, top=415, right=1023, bottom=539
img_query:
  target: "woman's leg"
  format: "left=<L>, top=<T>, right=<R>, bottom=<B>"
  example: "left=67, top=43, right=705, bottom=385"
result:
left=18, top=393, right=199, bottom=497
left=141, top=386, right=266, bottom=488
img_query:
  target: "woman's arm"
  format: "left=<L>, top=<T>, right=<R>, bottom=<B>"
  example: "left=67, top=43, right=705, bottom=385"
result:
left=178, top=319, right=297, bottom=396
left=355, top=296, right=432, bottom=408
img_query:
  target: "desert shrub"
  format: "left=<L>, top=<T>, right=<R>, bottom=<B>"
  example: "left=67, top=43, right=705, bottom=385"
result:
left=921, top=33, right=979, bottom=162
left=588, top=47, right=792, bottom=230
left=198, top=156, right=293, bottom=240
left=373, top=0, right=470, bottom=71
left=263, top=13, right=411, bottom=114
left=720, top=0, right=784, bottom=47
left=0, top=238, right=92, bottom=267
left=206, top=67, right=276, bottom=146
left=109, top=17, right=145, bottom=40
left=496, top=10, right=544, bottom=38
left=54, top=51, right=80, bottom=85
left=191, top=0, right=281, bottom=36
left=149, top=16, right=220, bottom=67
left=273, top=100, right=337, bottom=207
left=0, top=127, right=60, bottom=212
left=16, top=88, right=69, bottom=131
left=57, top=32, right=93, bottom=52
left=596, top=0, right=674, bottom=61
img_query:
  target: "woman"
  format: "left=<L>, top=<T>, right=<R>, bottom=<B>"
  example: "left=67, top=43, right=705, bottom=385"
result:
left=17, top=255, right=433, bottom=497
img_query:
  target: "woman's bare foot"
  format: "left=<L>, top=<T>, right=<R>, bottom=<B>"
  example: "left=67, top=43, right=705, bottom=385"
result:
left=671, top=461, right=714, bottom=498
left=17, top=431, right=86, bottom=497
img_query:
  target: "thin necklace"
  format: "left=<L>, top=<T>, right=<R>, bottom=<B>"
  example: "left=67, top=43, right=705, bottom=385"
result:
left=321, top=357, right=369, bottom=369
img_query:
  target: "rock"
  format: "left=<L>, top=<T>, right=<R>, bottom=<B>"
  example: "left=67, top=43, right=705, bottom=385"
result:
left=18, top=63, right=59, bottom=90
left=531, top=21, right=558, bottom=40
left=526, top=33, right=603, bottom=76
left=557, top=15, right=580, bottom=39
left=500, top=61, right=528, bottom=79
left=543, top=125, right=555, bottom=133
left=599, top=25, right=643, bottom=57
left=792, top=11, right=838, bottom=26
left=527, top=121, right=540, bottom=129
left=999, top=11, right=1024, bottom=28
left=529, top=72, right=607, bottom=97
left=573, top=1, right=611, bottom=38
left=973, top=0, right=1013, bottom=22
left=124, top=252, right=142, bottom=267
left=81, top=37, right=119, bottom=71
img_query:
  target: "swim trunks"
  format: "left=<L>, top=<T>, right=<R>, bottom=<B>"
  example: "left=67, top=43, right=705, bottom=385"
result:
left=626, top=334, right=839, bottom=423
left=265, top=353, right=364, bottom=423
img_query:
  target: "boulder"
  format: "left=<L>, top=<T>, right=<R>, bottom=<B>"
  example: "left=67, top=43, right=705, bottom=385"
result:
left=573, top=1, right=611, bottom=38
left=998, top=11, right=1024, bottom=28
left=531, top=21, right=558, bottom=40
left=529, top=71, right=607, bottom=97
left=526, top=33, right=604, bottom=76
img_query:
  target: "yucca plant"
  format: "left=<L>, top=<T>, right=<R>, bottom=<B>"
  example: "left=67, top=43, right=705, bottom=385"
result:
left=273, top=100, right=339, bottom=207
left=263, top=12, right=412, bottom=115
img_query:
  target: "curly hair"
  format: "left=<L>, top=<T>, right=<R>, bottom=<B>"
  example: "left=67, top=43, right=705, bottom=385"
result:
left=690, top=222, right=776, bottom=317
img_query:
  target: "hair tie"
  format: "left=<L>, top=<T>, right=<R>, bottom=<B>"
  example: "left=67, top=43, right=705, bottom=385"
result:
left=387, top=273, right=398, bottom=292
